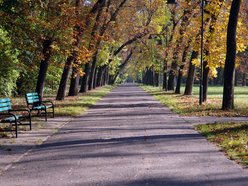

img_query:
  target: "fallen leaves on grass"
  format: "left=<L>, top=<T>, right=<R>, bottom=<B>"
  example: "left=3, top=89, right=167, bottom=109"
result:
left=196, top=122, right=248, bottom=167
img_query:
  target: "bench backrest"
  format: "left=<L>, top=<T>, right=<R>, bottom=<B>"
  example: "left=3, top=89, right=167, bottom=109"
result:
left=25, top=92, right=41, bottom=106
left=0, top=98, right=12, bottom=112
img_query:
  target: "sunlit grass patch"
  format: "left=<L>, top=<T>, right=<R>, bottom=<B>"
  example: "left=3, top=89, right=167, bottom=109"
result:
left=141, top=85, right=248, bottom=116
left=55, top=86, right=113, bottom=116
left=196, top=122, right=248, bottom=167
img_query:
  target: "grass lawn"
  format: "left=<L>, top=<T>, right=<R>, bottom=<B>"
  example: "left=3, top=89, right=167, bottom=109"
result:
left=196, top=122, right=248, bottom=167
left=141, top=85, right=248, bottom=116
left=54, top=86, right=113, bottom=116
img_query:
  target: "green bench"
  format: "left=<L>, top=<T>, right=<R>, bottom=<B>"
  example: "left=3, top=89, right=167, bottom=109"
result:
left=0, top=98, right=32, bottom=138
left=25, top=92, right=54, bottom=121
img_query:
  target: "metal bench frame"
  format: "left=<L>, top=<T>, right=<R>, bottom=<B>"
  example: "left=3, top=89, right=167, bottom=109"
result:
left=0, top=98, right=32, bottom=138
left=25, top=92, right=54, bottom=121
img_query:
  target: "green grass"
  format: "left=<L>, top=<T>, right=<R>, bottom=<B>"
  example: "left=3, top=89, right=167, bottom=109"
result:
left=141, top=85, right=248, bottom=116
left=196, top=122, right=248, bottom=167
left=54, top=86, right=113, bottom=116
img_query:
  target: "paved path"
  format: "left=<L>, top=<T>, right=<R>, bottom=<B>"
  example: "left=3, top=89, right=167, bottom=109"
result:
left=0, top=84, right=248, bottom=186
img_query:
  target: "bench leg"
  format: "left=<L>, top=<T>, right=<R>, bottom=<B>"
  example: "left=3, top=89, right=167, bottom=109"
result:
left=45, top=108, right=47, bottom=121
left=52, top=106, right=55, bottom=118
left=29, top=113, right=32, bottom=130
left=15, top=120, right=18, bottom=138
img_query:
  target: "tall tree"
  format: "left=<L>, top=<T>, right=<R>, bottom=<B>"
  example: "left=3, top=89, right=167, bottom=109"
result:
left=222, top=0, right=242, bottom=110
left=56, top=0, right=105, bottom=100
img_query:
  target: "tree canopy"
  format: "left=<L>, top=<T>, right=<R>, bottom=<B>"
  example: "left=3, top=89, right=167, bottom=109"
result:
left=0, top=0, right=247, bottom=109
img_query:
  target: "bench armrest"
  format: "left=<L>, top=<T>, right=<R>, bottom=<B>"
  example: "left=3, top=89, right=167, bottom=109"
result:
left=9, top=109, right=31, bottom=115
left=42, top=100, right=54, bottom=107
left=0, top=113, right=18, bottom=121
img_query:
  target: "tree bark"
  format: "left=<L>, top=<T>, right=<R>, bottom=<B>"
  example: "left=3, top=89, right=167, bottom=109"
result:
left=35, top=38, right=52, bottom=98
left=56, top=56, right=74, bottom=100
left=96, top=66, right=104, bottom=87
left=88, top=51, right=98, bottom=90
left=168, top=62, right=177, bottom=91
left=203, top=61, right=209, bottom=102
left=222, top=0, right=241, bottom=110
left=184, top=51, right=198, bottom=95
left=175, top=65, right=184, bottom=94
left=80, top=63, right=90, bottom=92
left=242, top=73, right=246, bottom=86
left=93, top=67, right=98, bottom=89
left=112, top=50, right=133, bottom=84
left=68, top=73, right=80, bottom=96
left=163, top=60, right=168, bottom=91
left=103, top=67, right=108, bottom=85
left=154, top=72, right=159, bottom=87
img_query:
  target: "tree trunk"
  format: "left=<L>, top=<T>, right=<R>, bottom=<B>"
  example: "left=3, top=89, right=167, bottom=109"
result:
left=103, top=67, right=108, bottom=86
left=96, top=66, right=103, bottom=87
left=154, top=72, right=159, bottom=87
left=68, top=68, right=80, bottom=96
left=184, top=51, right=198, bottom=95
left=35, top=38, right=52, bottom=98
left=242, top=73, right=246, bottom=86
left=93, top=67, right=98, bottom=89
left=168, top=62, right=177, bottom=91
left=222, top=0, right=241, bottom=110
left=149, top=69, right=154, bottom=86
left=163, top=60, right=168, bottom=91
left=203, top=61, right=209, bottom=102
left=175, top=45, right=190, bottom=94
left=108, top=75, right=114, bottom=85
left=56, top=56, right=74, bottom=100
left=175, top=65, right=184, bottom=94
left=88, top=51, right=98, bottom=90
left=80, top=63, right=90, bottom=92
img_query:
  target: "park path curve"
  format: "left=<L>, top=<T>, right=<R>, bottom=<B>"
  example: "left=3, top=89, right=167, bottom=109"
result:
left=0, top=83, right=248, bottom=186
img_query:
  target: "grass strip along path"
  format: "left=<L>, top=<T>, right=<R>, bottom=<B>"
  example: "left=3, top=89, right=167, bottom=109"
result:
left=142, top=85, right=248, bottom=168
left=0, top=83, right=248, bottom=186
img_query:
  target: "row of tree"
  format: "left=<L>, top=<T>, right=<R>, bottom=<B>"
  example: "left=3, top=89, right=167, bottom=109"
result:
left=0, top=0, right=168, bottom=100
left=135, top=0, right=247, bottom=110
left=0, top=0, right=247, bottom=110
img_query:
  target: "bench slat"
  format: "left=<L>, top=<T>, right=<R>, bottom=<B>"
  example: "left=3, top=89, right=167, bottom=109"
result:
left=0, top=102, right=11, bottom=107
left=26, top=92, right=38, bottom=96
left=0, top=98, right=11, bottom=111
left=0, top=98, right=11, bottom=103
left=0, top=106, right=11, bottom=112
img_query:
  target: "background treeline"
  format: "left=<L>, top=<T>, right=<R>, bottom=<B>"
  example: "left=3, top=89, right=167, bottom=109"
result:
left=131, top=0, right=247, bottom=110
left=0, top=0, right=168, bottom=100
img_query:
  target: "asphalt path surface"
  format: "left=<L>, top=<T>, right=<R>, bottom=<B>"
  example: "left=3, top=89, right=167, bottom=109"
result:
left=1, top=83, right=248, bottom=186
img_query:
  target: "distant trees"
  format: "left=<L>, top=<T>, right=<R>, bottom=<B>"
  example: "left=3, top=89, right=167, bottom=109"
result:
left=134, top=0, right=247, bottom=110
left=0, top=0, right=171, bottom=99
